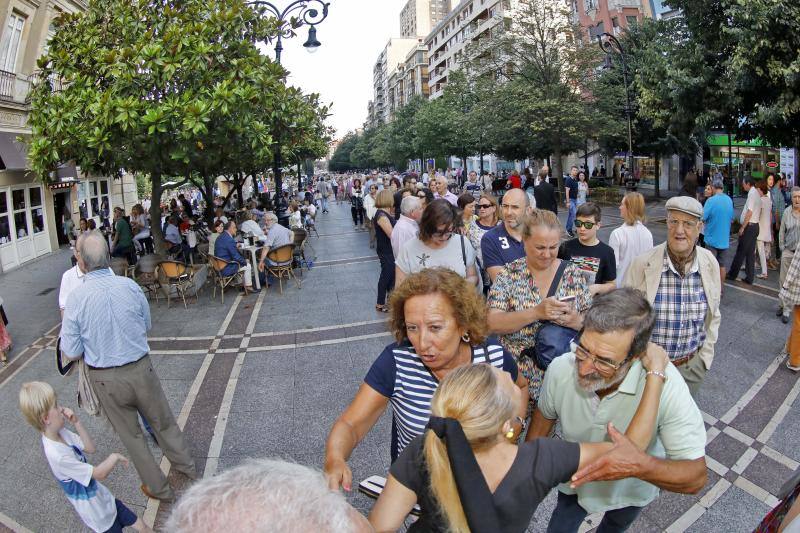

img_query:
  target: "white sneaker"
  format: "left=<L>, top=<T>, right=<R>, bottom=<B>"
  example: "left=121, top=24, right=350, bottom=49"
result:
left=787, top=360, right=800, bottom=372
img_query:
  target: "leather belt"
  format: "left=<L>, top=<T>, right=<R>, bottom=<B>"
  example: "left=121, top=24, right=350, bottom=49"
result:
left=86, top=353, right=148, bottom=371
left=671, top=351, right=696, bottom=367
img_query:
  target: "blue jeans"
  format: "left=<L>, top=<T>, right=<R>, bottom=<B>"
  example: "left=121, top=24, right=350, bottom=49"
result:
left=546, top=491, right=642, bottom=533
left=566, top=199, right=577, bottom=232
left=320, top=196, right=329, bottom=212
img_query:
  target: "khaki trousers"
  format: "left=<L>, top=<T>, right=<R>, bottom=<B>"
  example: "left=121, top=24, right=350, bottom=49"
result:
left=676, top=354, right=707, bottom=399
left=88, top=355, right=195, bottom=499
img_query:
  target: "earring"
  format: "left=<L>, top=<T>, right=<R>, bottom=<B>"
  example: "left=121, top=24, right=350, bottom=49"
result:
left=461, top=332, right=471, bottom=343
left=505, top=429, right=515, bottom=439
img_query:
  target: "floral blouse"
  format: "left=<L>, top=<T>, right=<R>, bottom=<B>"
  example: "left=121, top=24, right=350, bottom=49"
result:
left=488, top=257, right=592, bottom=402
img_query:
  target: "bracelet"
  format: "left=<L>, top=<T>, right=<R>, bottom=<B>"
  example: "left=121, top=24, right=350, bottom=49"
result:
left=646, top=370, right=667, bottom=381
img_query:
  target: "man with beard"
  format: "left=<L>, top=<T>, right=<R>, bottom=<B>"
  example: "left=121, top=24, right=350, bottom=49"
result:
left=529, top=288, right=707, bottom=533
left=481, top=188, right=531, bottom=283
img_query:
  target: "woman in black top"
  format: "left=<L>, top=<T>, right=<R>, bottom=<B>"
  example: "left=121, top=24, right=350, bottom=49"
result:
left=369, top=352, right=667, bottom=533
left=373, top=190, right=396, bottom=312
left=351, top=178, right=365, bottom=229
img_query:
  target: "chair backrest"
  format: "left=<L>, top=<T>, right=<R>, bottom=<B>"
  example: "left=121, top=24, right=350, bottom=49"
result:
left=292, top=228, right=307, bottom=247
left=208, top=254, right=231, bottom=273
left=267, top=244, right=294, bottom=263
left=159, top=260, right=188, bottom=278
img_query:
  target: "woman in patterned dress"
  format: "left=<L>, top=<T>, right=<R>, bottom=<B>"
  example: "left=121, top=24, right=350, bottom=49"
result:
left=487, top=209, right=592, bottom=404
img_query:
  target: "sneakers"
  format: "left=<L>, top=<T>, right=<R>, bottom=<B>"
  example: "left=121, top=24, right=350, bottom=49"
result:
left=787, top=360, right=800, bottom=372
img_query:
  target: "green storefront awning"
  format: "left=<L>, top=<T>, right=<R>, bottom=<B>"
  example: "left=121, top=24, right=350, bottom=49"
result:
left=707, top=134, right=769, bottom=148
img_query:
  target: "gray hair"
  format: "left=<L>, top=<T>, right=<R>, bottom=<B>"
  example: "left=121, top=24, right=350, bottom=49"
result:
left=582, top=288, right=655, bottom=358
left=165, top=459, right=358, bottom=532
left=79, top=231, right=110, bottom=272
left=400, top=195, right=422, bottom=216
left=264, top=212, right=278, bottom=223
left=792, top=187, right=800, bottom=195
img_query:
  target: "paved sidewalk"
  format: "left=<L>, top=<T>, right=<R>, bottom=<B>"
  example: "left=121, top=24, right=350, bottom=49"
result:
left=0, top=198, right=797, bottom=532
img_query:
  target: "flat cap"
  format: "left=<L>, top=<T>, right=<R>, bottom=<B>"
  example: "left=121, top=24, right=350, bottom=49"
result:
left=666, top=196, right=703, bottom=219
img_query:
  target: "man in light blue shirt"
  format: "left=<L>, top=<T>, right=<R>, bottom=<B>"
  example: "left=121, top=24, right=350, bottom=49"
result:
left=702, top=178, right=735, bottom=283
left=61, top=232, right=195, bottom=502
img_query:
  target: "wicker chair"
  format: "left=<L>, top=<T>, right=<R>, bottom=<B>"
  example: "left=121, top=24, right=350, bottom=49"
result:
left=209, top=255, right=246, bottom=303
left=265, top=244, right=300, bottom=294
left=158, top=260, right=195, bottom=309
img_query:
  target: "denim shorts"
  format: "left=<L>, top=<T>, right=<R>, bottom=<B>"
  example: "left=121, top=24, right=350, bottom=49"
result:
left=705, top=244, right=730, bottom=266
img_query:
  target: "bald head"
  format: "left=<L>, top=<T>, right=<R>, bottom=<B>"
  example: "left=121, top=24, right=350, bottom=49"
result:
left=500, top=188, right=530, bottom=230
left=78, top=231, right=110, bottom=272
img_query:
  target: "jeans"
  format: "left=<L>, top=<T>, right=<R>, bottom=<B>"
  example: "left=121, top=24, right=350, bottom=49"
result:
left=727, top=223, right=759, bottom=283
left=377, top=253, right=395, bottom=305
left=546, top=492, right=642, bottom=533
left=565, top=199, right=577, bottom=232
left=320, top=196, right=329, bottom=212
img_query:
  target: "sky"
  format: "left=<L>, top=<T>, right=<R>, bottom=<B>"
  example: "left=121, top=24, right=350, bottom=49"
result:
left=257, top=0, right=409, bottom=141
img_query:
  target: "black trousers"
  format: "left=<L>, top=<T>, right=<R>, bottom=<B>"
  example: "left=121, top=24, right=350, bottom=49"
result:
left=351, top=206, right=364, bottom=225
left=728, top=223, right=759, bottom=283
left=377, top=253, right=395, bottom=305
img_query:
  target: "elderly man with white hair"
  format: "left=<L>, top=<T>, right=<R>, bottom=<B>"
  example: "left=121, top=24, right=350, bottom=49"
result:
left=258, top=212, right=293, bottom=271
left=391, top=195, right=423, bottom=259
left=166, top=458, right=372, bottom=532
left=433, top=175, right=458, bottom=206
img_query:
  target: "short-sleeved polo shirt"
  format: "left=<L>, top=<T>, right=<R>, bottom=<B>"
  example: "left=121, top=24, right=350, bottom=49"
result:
left=481, top=224, right=525, bottom=271
left=538, top=352, right=706, bottom=513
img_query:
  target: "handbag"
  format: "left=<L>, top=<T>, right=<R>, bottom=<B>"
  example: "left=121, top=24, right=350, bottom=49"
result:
left=55, top=338, right=75, bottom=376
left=532, top=260, right=578, bottom=370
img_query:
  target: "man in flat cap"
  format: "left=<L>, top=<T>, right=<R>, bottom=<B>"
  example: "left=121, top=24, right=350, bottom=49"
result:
left=624, top=196, right=721, bottom=397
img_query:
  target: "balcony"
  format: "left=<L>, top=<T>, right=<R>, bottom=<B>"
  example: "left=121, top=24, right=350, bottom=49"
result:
left=0, top=70, right=34, bottom=105
left=609, top=0, right=642, bottom=9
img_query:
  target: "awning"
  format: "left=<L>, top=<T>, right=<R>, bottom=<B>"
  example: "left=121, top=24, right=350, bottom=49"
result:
left=0, top=132, right=28, bottom=170
left=56, top=161, right=78, bottom=179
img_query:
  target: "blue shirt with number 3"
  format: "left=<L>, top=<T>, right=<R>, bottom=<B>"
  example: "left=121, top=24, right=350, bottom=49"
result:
left=481, top=224, right=526, bottom=271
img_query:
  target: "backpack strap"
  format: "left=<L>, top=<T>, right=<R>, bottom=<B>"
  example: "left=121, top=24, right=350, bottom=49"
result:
left=460, top=234, right=468, bottom=270
left=546, top=260, right=570, bottom=299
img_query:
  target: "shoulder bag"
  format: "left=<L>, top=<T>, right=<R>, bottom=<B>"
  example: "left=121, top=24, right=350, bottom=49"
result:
left=531, top=260, right=578, bottom=370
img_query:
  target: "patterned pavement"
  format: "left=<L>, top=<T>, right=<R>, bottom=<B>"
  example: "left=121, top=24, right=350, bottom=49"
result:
left=0, top=198, right=797, bottom=532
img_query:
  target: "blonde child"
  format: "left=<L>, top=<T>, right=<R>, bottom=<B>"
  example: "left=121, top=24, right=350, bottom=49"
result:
left=19, top=382, right=151, bottom=533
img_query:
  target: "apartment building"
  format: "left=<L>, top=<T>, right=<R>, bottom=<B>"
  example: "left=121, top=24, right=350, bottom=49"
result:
left=573, top=0, right=648, bottom=40
left=371, top=37, right=421, bottom=126
left=403, top=43, right=430, bottom=103
left=425, top=0, right=514, bottom=99
left=647, top=0, right=680, bottom=19
left=400, top=0, right=452, bottom=38
left=0, top=1, right=137, bottom=272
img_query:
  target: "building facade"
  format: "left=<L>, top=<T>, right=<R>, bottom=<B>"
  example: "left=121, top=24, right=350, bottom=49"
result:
left=400, top=0, right=452, bottom=38
left=572, top=0, right=649, bottom=40
left=0, top=0, right=136, bottom=272
left=371, top=37, right=422, bottom=125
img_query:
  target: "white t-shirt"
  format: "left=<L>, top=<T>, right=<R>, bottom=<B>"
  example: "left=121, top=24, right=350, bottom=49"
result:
left=610, top=221, right=654, bottom=287
left=741, top=186, right=762, bottom=225
left=59, top=266, right=115, bottom=310
left=42, top=429, right=117, bottom=532
left=396, top=235, right=477, bottom=279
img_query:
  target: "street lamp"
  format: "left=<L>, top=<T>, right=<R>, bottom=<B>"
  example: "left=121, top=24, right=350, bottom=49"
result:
left=598, top=32, right=634, bottom=187
left=247, top=0, right=329, bottom=225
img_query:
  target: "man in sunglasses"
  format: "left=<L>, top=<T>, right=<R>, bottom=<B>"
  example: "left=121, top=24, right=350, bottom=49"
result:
left=624, top=195, right=721, bottom=398
left=530, top=288, right=707, bottom=533
left=558, top=202, right=617, bottom=295
left=481, top=188, right=531, bottom=283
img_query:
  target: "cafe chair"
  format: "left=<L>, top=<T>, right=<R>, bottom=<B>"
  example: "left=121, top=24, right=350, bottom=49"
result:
left=291, top=228, right=311, bottom=277
left=158, top=260, right=195, bottom=309
left=209, top=254, right=246, bottom=304
left=265, top=244, right=300, bottom=294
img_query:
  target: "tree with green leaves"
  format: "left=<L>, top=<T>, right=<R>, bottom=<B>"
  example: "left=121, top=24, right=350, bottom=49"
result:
left=329, top=132, right=359, bottom=172
left=28, top=0, right=327, bottom=250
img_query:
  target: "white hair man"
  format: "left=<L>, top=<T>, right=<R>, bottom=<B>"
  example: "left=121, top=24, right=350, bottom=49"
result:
left=434, top=175, right=458, bottom=206
left=391, top=196, right=423, bottom=259
left=165, top=458, right=372, bottom=532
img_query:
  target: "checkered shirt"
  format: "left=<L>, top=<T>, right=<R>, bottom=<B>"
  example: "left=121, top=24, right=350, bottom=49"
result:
left=651, top=253, right=708, bottom=360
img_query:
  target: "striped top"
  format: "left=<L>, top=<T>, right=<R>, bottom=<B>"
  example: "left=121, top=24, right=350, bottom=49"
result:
left=365, top=338, right=518, bottom=461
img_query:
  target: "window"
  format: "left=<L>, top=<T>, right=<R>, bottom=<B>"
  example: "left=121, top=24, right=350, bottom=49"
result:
left=29, top=186, right=43, bottom=234
left=0, top=13, right=25, bottom=72
left=626, top=15, right=638, bottom=25
left=0, top=190, right=9, bottom=243
left=78, top=179, right=112, bottom=227
left=12, top=189, right=27, bottom=238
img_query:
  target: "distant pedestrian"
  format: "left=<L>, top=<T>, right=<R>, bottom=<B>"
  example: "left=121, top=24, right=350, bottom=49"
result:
left=533, top=167, right=559, bottom=215
left=59, top=232, right=197, bottom=501
left=564, top=166, right=580, bottom=236
left=576, top=171, right=589, bottom=206
left=778, top=188, right=800, bottom=323
left=702, top=178, right=735, bottom=287
left=610, top=192, right=653, bottom=287
left=727, top=177, right=761, bottom=284
left=756, top=180, right=773, bottom=279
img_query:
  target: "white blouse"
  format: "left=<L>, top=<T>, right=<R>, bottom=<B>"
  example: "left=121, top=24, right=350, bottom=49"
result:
left=609, top=221, right=654, bottom=287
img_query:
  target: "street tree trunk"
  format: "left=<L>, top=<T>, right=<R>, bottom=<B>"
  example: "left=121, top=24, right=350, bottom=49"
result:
left=552, top=149, right=564, bottom=196
left=654, top=153, right=661, bottom=199
left=149, top=171, right=166, bottom=255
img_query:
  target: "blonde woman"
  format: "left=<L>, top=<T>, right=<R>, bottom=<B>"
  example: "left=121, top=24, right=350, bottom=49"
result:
left=609, top=192, right=654, bottom=286
left=369, top=346, right=667, bottom=532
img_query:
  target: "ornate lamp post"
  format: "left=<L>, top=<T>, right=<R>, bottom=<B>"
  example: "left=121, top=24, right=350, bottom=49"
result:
left=247, top=0, right=329, bottom=225
left=598, top=32, right=634, bottom=186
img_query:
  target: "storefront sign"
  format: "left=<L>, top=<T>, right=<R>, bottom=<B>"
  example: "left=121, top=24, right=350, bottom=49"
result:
left=767, top=161, right=778, bottom=168
left=780, top=148, right=796, bottom=176
left=707, top=134, right=768, bottom=148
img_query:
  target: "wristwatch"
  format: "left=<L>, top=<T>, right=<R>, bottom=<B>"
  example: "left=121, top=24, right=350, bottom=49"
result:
left=646, top=370, right=667, bottom=381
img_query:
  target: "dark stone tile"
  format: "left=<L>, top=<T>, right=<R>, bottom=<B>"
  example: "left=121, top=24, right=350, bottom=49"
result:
left=724, top=470, right=738, bottom=483
left=741, top=452, right=795, bottom=496
left=751, top=441, right=763, bottom=451
left=640, top=472, right=707, bottom=530
left=706, top=432, right=750, bottom=468
left=249, top=332, right=296, bottom=348
left=217, top=336, right=243, bottom=349
left=295, top=327, right=345, bottom=345
left=686, top=485, right=770, bottom=533
left=149, top=338, right=213, bottom=351
left=730, top=366, right=797, bottom=438
left=346, top=320, right=391, bottom=338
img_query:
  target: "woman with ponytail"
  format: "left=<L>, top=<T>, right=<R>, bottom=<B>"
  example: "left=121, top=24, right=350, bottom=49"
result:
left=370, top=348, right=668, bottom=532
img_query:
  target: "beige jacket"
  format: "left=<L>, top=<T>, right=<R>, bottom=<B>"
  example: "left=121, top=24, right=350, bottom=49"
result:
left=623, top=242, right=721, bottom=369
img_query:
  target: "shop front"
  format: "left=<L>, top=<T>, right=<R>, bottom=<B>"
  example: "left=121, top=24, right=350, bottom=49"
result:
left=0, top=181, right=51, bottom=271
left=704, top=134, right=795, bottom=194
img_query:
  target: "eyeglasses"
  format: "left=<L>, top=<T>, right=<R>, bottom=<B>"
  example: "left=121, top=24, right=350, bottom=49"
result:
left=476, top=203, right=494, bottom=209
left=431, top=228, right=454, bottom=239
left=574, top=220, right=596, bottom=229
left=666, top=218, right=700, bottom=229
left=573, top=341, right=631, bottom=373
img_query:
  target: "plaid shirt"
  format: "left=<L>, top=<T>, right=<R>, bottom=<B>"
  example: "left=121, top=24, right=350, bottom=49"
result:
left=651, top=254, right=708, bottom=360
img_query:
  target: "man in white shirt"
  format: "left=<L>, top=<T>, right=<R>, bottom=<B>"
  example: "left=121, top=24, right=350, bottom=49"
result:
left=391, top=196, right=423, bottom=258
left=59, top=234, right=114, bottom=318
left=726, top=177, right=761, bottom=284
left=239, top=211, right=267, bottom=244
left=433, top=175, right=458, bottom=206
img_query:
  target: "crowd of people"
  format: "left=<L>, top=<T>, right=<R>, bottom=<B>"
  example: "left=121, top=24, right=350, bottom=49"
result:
left=9, top=165, right=800, bottom=532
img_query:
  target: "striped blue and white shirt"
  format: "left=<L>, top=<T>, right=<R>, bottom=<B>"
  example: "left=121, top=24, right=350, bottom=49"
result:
left=364, top=338, right=518, bottom=460
left=61, top=269, right=151, bottom=368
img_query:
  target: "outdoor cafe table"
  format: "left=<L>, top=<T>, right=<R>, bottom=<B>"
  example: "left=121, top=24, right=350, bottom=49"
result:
left=239, top=244, right=262, bottom=290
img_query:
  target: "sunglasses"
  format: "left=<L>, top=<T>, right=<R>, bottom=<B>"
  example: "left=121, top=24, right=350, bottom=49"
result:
left=476, top=203, right=494, bottom=209
left=574, top=220, right=596, bottom=229
left=432, top=228, right=454, bottom=239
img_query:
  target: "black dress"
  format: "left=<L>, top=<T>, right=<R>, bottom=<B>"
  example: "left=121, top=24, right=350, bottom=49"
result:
left=374, top=209, right=396, bottom=305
